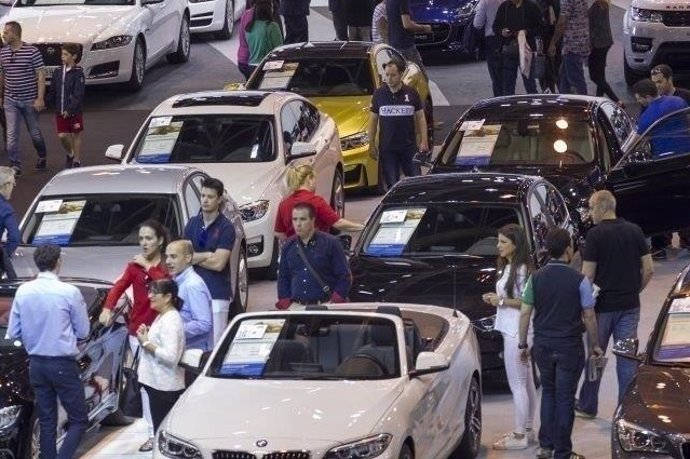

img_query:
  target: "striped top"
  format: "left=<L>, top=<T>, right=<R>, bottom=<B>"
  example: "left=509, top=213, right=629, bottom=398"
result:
left=0, top=43, right=44, bottom=102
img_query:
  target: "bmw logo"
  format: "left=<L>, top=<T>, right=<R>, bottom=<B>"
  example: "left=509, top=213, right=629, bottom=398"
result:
left=46, top=47, right=56, bottom=55
left=256, top=439, right=268, bottom=448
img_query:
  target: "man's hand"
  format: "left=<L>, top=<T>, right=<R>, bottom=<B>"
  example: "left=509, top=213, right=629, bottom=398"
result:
left=418, top=141, right=429, bottom=154
left=368, top=145, right=379, bottom=160
left=548, top=43, right=557, bottom=57
left=33, top=98, right=45, bottom=112
left=590, top=345, right=604, bottom=359
left=99, top=309, right=113, bottom=327
left=62, top=110, right=69, bottom=119
left=275, top=298, right=291, bottom=310
left=520, top=347, right=530, bottom=362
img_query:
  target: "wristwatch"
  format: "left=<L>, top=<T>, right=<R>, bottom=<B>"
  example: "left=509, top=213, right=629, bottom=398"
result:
left=498, top=297, right=505, bottom=307
left=518, top=342, right=529, bottom=350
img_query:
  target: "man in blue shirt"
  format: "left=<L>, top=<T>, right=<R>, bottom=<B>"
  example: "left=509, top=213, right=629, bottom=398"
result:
left=7, top=244, right=90, bottom=459
left=166, top=240, right=213, bottom=351
left=0, top=166, right=19, bottom=278
left=276, top=202, right=351, bottom=309
left=386, top=0, right=431, bottom=71
left=184, top=177, right=235, bottom=346
left=633, top=78, right=689, bottom=158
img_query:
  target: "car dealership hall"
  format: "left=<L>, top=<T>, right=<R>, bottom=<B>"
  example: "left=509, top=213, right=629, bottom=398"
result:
left=3, top=0, right=690, bottom=457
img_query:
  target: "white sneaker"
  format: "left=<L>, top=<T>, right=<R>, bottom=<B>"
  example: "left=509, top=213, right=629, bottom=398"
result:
left=525, top=428, right=537, bottom=443
left=492, top=432, right=529, bottom=450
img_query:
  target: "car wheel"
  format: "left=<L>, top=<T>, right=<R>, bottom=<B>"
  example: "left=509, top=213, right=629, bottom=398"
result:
left=330, top=169, right=345, bottom=219
left=623, top=56, right=643, bottom=87
left=215, top=0, right=235, bottom=40
left=399, top=443, right=414, bottom=459
left=126, top=38, right=146, bottom=91
left=231, top=247, right=249, bottom=316
left=167, top=14, right=191, bottom=64
left=453, top=377, right=482, bottom=458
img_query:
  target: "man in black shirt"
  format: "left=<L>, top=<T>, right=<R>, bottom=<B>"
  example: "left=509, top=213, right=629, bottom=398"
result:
left=328, top=0, right=348, bottom=40
left=280, top=0, right=310, bottom=44
left=367, top=59, right=428, bottom=189
left=386, top=0, right=431, bottom=70
left=575, top=190, right=654, bottom=419
left=346, top=0, right=375, bottom=40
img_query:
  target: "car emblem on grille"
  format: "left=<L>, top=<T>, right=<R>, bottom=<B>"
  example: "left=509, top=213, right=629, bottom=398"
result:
left=256, top=439, right=268, bottom=448
left=46, top=47, right=56, bottom=55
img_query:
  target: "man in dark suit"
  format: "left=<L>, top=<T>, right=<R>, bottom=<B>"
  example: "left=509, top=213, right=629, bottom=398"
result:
left=280, top=0, right=310, bottom=44
left=329, top=0, right=348, bottom=40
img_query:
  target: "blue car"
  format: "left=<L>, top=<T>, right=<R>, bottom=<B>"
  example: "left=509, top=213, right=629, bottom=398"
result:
left=409, top=0, right=481, bottom=56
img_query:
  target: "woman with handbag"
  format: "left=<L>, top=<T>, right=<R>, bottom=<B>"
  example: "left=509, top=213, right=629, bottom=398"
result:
left=588, top=0, right=622, bottom=105
left=136, top=279, right=186, bottom=433
left=246, top=0, right=284, bottom=75
left=493, top=0, right=543, bottom=96
left=99, top=219, right=170, bottom=452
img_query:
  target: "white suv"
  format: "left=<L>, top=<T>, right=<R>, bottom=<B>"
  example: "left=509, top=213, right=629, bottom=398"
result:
left=623, top=0, right=690, bottom=85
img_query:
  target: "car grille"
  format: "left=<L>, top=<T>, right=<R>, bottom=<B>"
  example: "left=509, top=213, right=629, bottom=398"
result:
left=34, top=43, right=83, bottom=67
left=212, top=453, right=310, bottom=459
left=213, top=452, right=257, bottom=459
left=415, top=23, right=451, bottom=45
left=662, top=10, right=690, bottom=27
left=263, top=453, right=310, bottom=459
left=682, top=442, right=690, bottom=459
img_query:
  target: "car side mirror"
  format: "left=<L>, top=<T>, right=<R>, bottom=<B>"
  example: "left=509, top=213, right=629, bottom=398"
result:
left=410, top=351, right=449, bottom=377
left=289, top=141, right=317, bottom=159
left=412, top=150, right=433, bottom=167
left=224, top=82, right=246, bottom=91
left=612, top=338, right=643, bottom=361
left=179, top=349, right=212, bottom=374
left=105, top=144, right=125, bottom=161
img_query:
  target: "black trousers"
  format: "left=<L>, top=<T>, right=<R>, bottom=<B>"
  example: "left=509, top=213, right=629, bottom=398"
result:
left=283, top=14, right=309, bottom=44
left=331, top=8, right=348, bottom=40
left=142, top=384, right=184, bottom=432
left=588, top=46, right=619, bottom=102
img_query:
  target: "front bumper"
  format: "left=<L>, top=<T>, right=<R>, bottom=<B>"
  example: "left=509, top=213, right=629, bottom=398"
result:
left=37, top=41, right=134, bottom=86
left=189, top=0, right=225, bottom=33
left=342, top=145, right=378, bottom=190
left=623, top=13, right=690, bottom=74
left=244, top=212, right=276, bottom=270
left=415, top=18, right=475, bottom=55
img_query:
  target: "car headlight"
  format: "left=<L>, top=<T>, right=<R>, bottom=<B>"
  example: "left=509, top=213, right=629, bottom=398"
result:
left=0, top=405, right=21, bottom=431
left=615, top=419, right=669, bottom=454
left=158, top=430, right=202, bottom=459
left=91, top=35, right=133, bottom=51
left=239, top=200, right=270, bottom=222
left=341, top=132, right=369, bottom=151
left=630, top=7, right=663, bottom=23
left=472, top=314, right=496, bottom=333
left=456, top=0, right=479, bottom=18
left=324, top=434, right=393, bottom=459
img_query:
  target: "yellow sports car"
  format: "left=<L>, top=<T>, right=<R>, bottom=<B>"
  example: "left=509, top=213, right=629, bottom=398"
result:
left=243, top=41, right=433, bottom=193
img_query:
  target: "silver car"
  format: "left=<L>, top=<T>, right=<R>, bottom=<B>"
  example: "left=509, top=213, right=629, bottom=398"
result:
left=11, top=164, right=249, bottom=313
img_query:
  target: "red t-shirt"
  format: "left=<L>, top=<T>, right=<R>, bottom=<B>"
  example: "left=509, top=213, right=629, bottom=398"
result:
left=275, top=189, right=340, bottom=238
left=104, top=262, right=169, bottom=336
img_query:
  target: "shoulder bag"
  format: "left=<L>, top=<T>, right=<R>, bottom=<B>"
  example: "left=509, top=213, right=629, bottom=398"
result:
left=295, top=240, right=332, bottom=300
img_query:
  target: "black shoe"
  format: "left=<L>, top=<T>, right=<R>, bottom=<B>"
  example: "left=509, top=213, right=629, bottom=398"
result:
left=11, top=165, right=21, bottom=177
left=36, top=158, right=47, bottom=170
left=72, top=160, right=81, bottom=168
left=652, top=248, right=667, bottom=260
left=65, top=154, right=74, bottom=169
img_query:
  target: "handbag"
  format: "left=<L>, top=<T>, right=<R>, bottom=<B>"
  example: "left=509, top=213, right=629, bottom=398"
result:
left=120, top=347, right=142, bottom=418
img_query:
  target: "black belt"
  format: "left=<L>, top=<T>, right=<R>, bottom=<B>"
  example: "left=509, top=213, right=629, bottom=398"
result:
left=30, top=355, right=77, bottom=361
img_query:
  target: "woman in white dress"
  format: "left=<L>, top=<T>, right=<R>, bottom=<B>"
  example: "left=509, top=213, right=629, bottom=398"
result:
left=136, top=279, right=186, bottom=433
left=483, top=223, right=537, bottom=450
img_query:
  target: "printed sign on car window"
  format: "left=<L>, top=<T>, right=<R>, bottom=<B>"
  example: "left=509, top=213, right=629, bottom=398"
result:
left=218, top=319, right=286, bottom=377
left=33, top=200, right=86, bottom=246
left=365, top=208, right=427, bottom=257
left=455, top=124, right=501, bottom=166
left=137, top=121, right=183, bottom=163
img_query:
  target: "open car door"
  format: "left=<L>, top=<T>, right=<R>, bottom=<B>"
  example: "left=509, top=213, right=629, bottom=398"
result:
left=607, top=107, right=690, bottom=235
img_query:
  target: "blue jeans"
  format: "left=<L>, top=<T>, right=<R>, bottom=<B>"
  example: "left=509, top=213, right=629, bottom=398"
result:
left=577, top=307, right=640, bottom=416
left=486, top=36, right=503, bottom=97
left=558, top=52, right=588, bottom=95
left=29, top=356, right=89, bottom=459
left=4, top=96, right=47, bottom=167
left=502, top=51, right=538, bottom=96
left=534, top=341, right=585, bottom=459
left=381, top=148, right=419, bottom=189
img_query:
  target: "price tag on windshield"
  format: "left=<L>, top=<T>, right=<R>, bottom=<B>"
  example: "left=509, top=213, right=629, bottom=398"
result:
left=36, top=199, right=63, bottom=213
left=236, top=323, right=268, bottom=340
left=263, top=60, right=284, bottom=71
left=459, top=119, right=485, bottom=131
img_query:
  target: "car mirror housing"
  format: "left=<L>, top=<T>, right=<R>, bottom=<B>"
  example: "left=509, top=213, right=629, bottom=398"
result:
left=612, top=338, right=643, bottom=361
left=105, top=144, right=125, bottom=162
left=289, top=141, right=318, bottom=159
left=179, top=349, right=211, bottom=374
left=410, top=352, right=450, bottom=377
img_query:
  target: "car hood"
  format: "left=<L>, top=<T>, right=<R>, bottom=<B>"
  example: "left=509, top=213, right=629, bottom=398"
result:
left=11, top=245, right=136, bottom=282
left=619, top=365, right=690, bottom=433
left=310, top=96, right=371, bottom=139
left=410, top=0, right=470, bottom=22
left=350, top=254, right=496, bottom=322
left=217, top=162, right=284, bottom=206
left=167, top=377, right=405, bottom=441
left=5, top=6, right=138, bottom=43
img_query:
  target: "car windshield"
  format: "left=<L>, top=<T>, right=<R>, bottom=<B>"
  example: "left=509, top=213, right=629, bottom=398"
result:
left=210, top=315, right=401, bottom=380
left=248, top=58, right=375, bottom=97
left=22, top=194, right=180, bottom=246
left=361, top=204, right=522, bottom=257
left=15, top=0, right=134, bottom=5
left=438, top=116, right=595, bottom=167
left=132, top=115, right=276, bottom=164
left=652, top=298, right=690, bottom=366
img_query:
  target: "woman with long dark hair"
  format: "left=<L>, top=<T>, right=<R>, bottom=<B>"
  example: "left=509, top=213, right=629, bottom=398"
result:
left=246, top=0, right=283, bottom=74
left=483, top=223, right=537, bottom=450
left=99, top=219, right=170, bottom=452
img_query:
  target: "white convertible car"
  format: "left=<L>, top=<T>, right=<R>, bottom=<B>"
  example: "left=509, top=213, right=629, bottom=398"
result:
left=158, top=304, right=482, bottom=459
left=105, top=90, right=345, bottom=277
left=0, top=0, right=190, bottom=90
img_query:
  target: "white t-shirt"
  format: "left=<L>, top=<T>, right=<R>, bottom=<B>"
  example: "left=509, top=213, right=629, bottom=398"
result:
left=138, top=310, right=186, bottom=392
left=494, top=263, right=530, bottom=338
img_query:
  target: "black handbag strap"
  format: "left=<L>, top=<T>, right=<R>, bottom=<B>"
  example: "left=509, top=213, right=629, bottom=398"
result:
left=295, top=239, right=331, bottom=296
left=132, top=346, right=141, bottom=371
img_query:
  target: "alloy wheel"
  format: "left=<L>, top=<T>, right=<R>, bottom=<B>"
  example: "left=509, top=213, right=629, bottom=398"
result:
left=134, top=42, right=145, bottom=86
left=181, top=17, right=191, bottom=60
left=332, top=172, right=345, bottom=218
left=467, top=380, right=482, bottom=449
left=237, top=251, right=249, bottom=312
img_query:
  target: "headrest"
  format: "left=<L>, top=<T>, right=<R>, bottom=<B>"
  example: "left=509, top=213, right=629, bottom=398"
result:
left=376, top=305, right=402, bottom=317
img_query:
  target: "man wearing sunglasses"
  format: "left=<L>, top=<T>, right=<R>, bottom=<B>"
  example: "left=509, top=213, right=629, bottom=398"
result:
left=184, top=177, right=235, bottom=346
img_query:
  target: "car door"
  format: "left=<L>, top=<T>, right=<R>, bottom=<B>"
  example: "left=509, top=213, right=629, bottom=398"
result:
left=607, top=108, right=690, bottom=235
left=598, top=102, right=634, bottom=171
left=142, top=0, right=169, bottom=62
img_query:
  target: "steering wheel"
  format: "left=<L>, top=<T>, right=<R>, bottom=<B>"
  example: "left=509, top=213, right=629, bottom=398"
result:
left=336, top=353, right=389, bottom=377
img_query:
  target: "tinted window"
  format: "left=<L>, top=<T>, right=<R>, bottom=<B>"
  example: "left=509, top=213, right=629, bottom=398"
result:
left=641, top=110, right=690, bottom=159
left=362, top=204, right=522, bottom=257
left=601, top=103, right=632, bottom=146
left=132, top=115, right=275, bottom=164
left=249, top=58, right=375, bottom=96
left=23, top=195, right=180, bottom=246
left=528, top=185, right=549, bottom=253
left=652, top=298, right=690, bottom=365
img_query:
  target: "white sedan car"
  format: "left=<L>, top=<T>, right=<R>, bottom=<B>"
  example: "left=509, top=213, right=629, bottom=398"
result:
left=189, top=0, right=245, bottom=39
left=158, top=303, right=482, bottom=459
left=1, top=0, right=190, bottom=90
left=105, top=90, right=345, bottom=277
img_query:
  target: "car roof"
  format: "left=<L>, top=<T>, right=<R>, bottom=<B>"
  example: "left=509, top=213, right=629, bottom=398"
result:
left=383, top=172, right=541, bottom=205
left=265, top=41, right=375, bottom=60
left=151, top=90, right=300, bottom=116
left=38, top=165, right=202, bottom=197
left=463, top=94, right=608, bottom=120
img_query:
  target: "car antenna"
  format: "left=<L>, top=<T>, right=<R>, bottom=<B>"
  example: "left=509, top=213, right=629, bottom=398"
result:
left=452, top=266, right=459, bottom=318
